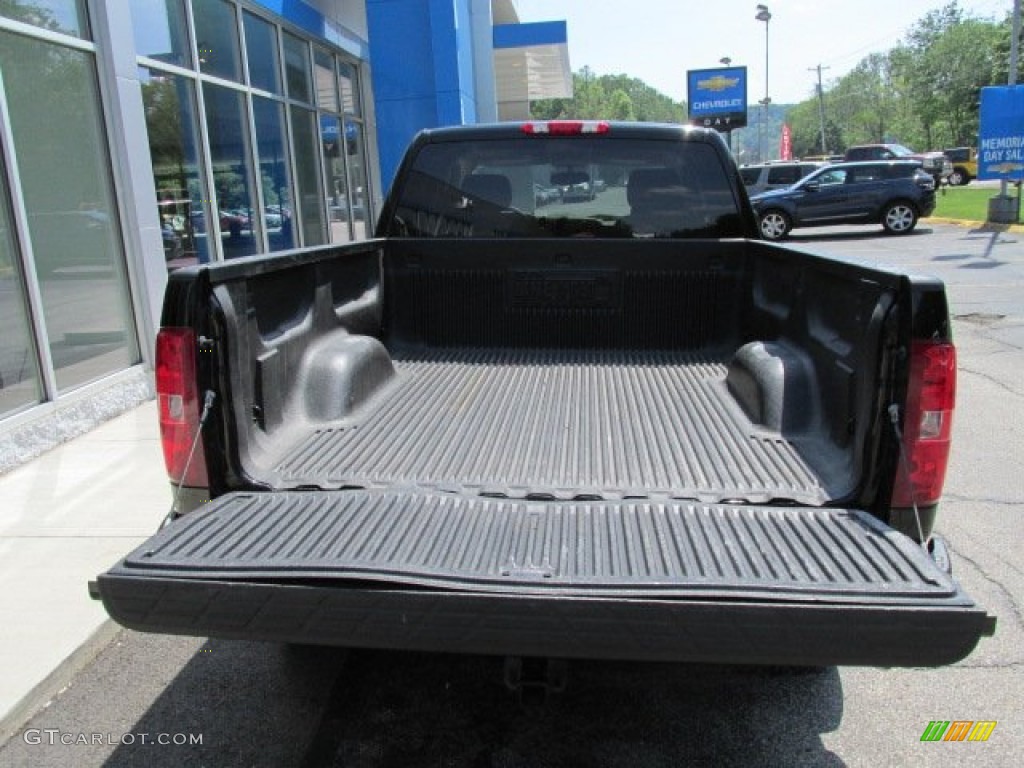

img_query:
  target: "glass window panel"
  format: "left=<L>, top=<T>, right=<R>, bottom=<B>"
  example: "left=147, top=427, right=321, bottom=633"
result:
left=289, top=105, right=325, bottom=246
left=320, top=115, right=348, bottom=242
left=314, top=48, right=338, bottom=112
left=253, top=97, right=296, bottom=251
left=0, top=158, right=42, bottom=415
left=193, top=0, right=242, bottom=82
left=0, top=0, right=88, bottom=38
left=282, top=32, right=311, bottom=103
left=203, top=83, right=260, bottom=258
left=344, top=122, right=370, bottom=240
left=0, top=32, right=139, bottom=393
left=139, top=67, right=211, bottom=268
left=243, top=11, right=281, bottom=95
left=130, top=0, right=190, bottom=68
left=338, top=61, right=361, bottom=117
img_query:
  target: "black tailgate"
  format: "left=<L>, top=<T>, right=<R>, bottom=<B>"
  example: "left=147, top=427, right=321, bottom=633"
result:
left=96, top=490, right=994, bottom=667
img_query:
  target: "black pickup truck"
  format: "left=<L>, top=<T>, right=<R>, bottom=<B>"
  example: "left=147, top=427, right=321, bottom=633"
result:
left=94, top=122, right=994, bottom=668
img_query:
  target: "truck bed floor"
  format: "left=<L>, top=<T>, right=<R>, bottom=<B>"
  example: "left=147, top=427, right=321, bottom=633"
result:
left=274, top=348, right=835, bottom=504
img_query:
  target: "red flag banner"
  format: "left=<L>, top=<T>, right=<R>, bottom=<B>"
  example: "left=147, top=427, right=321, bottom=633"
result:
left=780, top=124, right=793, bottom=161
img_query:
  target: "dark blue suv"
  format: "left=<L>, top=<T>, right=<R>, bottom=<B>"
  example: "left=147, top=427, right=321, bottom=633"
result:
left=749, top=160, right=936, bottom=240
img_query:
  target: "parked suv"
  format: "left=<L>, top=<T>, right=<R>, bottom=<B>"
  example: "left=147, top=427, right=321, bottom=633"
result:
left=739, top=161, right=824, bottom=196
left=844, top=143, right=951, bottom=186
left=943, top=147, right=978, bottom=186
left=749, top=160, right=936, bottom=240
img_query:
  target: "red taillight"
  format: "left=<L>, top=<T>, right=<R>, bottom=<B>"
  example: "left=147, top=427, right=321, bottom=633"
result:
left=892, top=340, right=956, bottom=507
left=521, top=120, right=611, bottom=135
left=156, top=327, right=209, bottom=487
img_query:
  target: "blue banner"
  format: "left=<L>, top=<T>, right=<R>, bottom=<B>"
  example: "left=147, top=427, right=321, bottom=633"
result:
left=687, top=67, right=748, bottom=130
left=979, top=85, right=1024, bottom=181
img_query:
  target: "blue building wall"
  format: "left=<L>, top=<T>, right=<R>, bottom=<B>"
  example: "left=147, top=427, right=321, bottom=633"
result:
left=368, top=0, right=484, bottom=190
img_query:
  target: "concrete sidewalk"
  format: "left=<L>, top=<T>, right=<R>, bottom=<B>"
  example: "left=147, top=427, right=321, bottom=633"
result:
left=0, top=400, right=168, bottom=742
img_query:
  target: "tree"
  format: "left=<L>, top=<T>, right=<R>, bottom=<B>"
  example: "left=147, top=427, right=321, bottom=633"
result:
left=781, top=1, right=1002, bottom=153
left=925, top=17, right=1001, bottom=145
left=0, top=0, right=62, bottom=31
left=784, top=98, right=842, bottom=158
left=827, top=53, right=905, bottom=147
left=989, top=4, right=1017, bottom=85
left=606, top=89, right=635, bottom=121
left=893, top=3, right=962, bottom=146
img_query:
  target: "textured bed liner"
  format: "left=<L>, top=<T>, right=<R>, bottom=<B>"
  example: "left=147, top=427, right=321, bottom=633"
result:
left=272, top=347, right=836, bottom=504
left=97, top=489, right=996, bottom=666
left=113, top=491, right=952, bottom=599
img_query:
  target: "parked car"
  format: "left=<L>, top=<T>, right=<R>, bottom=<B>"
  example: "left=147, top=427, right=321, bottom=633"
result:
left=161, top=221, right=184, bottom=262
left=739, top=161, right=825, bottom=196
left=801, top=154, right=844, bottom=163
left=189, top=209, right=248, bottom=237
left=750, top=160, right=936, bottom=240
left=264, top=207, right=285, bottom=229
left=533, top=183, right=561, bottom=207
left=561, top=180, right=596, bottom=202
left=844, top=143, right=951, bottom=186
left=943, top=147, right=979, bottom=186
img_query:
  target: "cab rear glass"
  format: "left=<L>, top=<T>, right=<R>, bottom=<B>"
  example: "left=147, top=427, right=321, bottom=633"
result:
left=384, top=138, right=745, bottom=239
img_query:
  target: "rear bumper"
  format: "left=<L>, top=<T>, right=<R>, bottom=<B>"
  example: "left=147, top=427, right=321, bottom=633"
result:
left=94, top=490, right=996, bottom=667
left=96, top=574, right=994, bottom=667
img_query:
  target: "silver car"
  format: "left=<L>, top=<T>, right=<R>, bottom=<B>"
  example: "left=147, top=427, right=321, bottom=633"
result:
left=739, top=161, right=825, bottom=196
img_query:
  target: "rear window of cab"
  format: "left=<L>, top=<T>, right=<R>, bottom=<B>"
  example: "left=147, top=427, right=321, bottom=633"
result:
left=385, top=137, right=746, bottom=239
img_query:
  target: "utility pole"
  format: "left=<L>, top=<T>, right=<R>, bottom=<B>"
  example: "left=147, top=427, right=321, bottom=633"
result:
left=1003, top=0, right=1021, bottom=199
left=809, top=64, right=830, bottom=155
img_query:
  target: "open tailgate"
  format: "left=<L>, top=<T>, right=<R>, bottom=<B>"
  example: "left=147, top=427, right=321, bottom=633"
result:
left=94, top=490, right=995, bottom=667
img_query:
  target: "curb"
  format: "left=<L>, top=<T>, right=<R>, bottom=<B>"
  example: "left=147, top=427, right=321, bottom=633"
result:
left=929, top=216, right=1024, bottom=233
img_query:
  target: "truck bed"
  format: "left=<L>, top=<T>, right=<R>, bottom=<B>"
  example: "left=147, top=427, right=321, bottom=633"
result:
left=272, top=346, right=834, bottom=505
left=216, top=239, right=879, bottom=509
left=101, top=230, right=995, bottom=666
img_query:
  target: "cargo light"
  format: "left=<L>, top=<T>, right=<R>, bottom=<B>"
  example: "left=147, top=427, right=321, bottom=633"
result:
left=521, top=121, right=611, bottom=136
left=892, top=340, right=956, bottom=508
left=156, top=327, right=209, bottom=488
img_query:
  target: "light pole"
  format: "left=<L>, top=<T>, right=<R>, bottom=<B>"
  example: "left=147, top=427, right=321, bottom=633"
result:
left=755, top=4, right=771, bottom=162
left=720, top=57, right=733, bottom=153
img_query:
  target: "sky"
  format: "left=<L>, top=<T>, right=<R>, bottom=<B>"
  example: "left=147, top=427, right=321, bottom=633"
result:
left=513, top=0, right=1012, bottom=105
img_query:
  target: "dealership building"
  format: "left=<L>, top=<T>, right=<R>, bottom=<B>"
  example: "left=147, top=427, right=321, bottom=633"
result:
left=0, top=0, right=570, bottom=462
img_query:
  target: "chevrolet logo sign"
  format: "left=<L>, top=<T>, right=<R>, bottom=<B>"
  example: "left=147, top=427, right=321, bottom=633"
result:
left=697, top=75, right=739, bottom=92
left=989, top=161, right=1024, bottom=174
